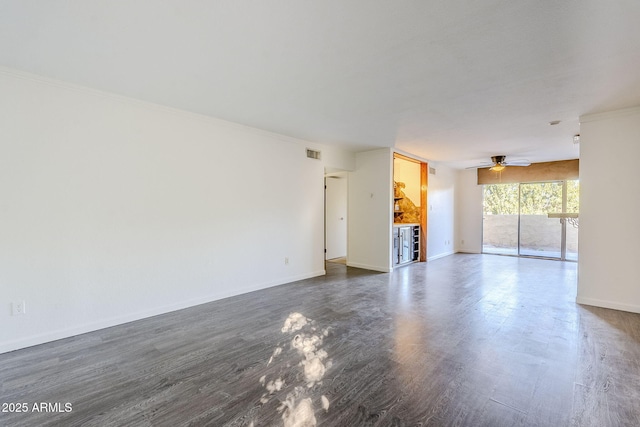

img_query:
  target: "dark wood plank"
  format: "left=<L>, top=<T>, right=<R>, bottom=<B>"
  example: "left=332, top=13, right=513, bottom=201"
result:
left=1, top=255, right=640, bottom=426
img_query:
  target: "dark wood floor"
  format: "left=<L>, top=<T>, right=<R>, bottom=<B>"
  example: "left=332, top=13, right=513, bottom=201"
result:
left=2, top=254, right=640, bottom=426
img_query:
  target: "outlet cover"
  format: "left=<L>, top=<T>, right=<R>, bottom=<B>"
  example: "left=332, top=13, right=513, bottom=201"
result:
left=12, top=300, right=26, bottom=316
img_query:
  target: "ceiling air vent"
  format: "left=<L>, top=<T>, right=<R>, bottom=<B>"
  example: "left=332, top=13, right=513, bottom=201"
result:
left=306, top=148, right=321, bottom=160
left=429, top=167, right=436, bottom=175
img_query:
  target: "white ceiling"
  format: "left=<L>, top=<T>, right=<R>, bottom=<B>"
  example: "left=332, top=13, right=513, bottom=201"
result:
left=2, top=1, right=640, bottom=168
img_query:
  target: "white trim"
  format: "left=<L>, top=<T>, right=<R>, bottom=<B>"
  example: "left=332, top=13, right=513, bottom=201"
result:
left=393, top=148, right=430, bottom=164
left=0, top=270, right=325, bottom=354
left=427, top=251, right=455, bottom=261
left=576, top=296, right=640, bottom=314
left=346, top=262, right=391, bottom=273
left=579, top=105, right=640, bottom=123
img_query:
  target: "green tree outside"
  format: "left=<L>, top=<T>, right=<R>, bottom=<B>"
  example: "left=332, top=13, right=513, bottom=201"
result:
left=483, top=180, right=580, bottom=215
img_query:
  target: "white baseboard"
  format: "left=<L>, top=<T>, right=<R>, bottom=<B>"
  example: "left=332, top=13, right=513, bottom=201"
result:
left=0, top=270, right=326, bottom=355
left=345, top=261, right=391, bottom=273
left=576, top=296, right=640, bottom=314
left=427, top=251, right=455, bottom=262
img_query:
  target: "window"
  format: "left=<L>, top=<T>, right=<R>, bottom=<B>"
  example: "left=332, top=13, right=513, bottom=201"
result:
left=483, top=180, right=579, bottom=260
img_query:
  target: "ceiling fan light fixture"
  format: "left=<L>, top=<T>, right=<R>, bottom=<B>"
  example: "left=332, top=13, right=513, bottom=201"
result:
left=490, top=164, right=506, bottom=172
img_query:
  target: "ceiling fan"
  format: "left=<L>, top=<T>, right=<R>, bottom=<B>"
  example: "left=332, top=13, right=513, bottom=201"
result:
left=467, top=155, right=531, bottom=171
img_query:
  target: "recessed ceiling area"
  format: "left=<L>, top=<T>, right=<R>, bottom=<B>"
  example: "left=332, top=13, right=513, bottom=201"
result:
left=2, top=1, right=639, bottom=168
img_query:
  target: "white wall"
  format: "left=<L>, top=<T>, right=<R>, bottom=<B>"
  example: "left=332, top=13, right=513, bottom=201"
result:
left=0, top=68, right=355, bottom=353
left=455, top=169, right=483, bottom=253
left=325, top=173, right=347, bottom=259
left=577, top=106, right=640, bottom=313
left=349, top=151, right=460, bottom=268
left=347, top=149, right=393, bottom=272
left=426, top=164, right=457, bottom=260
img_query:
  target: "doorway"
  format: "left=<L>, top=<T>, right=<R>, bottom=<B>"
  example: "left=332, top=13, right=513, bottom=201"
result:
left=482, top=180, right=579, bottom=260
left=325, top=172, right=347, bottom=263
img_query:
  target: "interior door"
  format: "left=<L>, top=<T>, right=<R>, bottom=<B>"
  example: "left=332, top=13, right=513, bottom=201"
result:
left=325, top=175, right=347, bottom=260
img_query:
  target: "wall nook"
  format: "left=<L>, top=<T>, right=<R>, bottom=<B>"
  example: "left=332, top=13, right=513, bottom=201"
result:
left=393, top=153, right=428, bottom=263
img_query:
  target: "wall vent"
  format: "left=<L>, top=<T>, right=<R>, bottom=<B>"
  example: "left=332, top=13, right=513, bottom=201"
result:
left=429, top=167, right=436, bottom=175
left=306, top=148, right=321, bottom=160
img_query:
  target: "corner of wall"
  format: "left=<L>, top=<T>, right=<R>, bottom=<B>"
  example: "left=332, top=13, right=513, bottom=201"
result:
left=347, top=148, right=393, bottom=272
left=454, top=169, right=483, bottom=254
left=577, top=105, right=640, bottom=314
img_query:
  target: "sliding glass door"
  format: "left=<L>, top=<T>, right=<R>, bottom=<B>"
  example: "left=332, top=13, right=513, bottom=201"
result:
left=483, top=181, right=579, bottom=260
left=519, top=182, right=563, bottom=258
left=482, top=183, right=519, bottom=256
left=565, top=180, right=580, bottom=261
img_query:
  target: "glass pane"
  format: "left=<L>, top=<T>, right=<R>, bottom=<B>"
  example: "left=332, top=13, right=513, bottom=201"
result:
left=565, top=180, right=579, bottom=261
left=483, top=184, right=519, bottom=255
left=520, top=182, right=563, bottom=258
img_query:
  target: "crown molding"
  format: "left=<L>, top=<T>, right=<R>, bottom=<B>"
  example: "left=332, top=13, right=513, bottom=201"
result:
left=580, top=105, right=640, bottom=123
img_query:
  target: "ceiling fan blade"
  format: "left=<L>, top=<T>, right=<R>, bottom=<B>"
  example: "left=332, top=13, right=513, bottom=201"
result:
left=466, top=156, right=530, bottom=169
left=504, top=160, right=531, bottom=166
left=465, top=163, right=493, bottom=169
